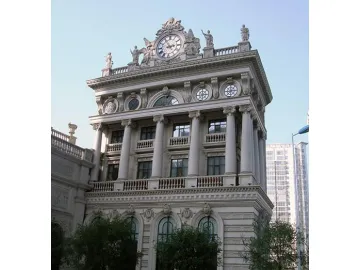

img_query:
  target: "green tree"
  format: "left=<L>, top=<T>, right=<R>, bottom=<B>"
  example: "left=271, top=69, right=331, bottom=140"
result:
left=240, top=219, right=308, bottom=270
left=52, top=222, right=64, bottom=270
left=63, top=212, right=142, bottom=270
left=155, top=226, right=222, bottom=270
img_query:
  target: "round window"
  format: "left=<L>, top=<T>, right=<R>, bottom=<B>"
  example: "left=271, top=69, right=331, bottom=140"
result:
left=224, top=85, right=237, bottom=97
left=196, top=88, right=209, bottom=101
left=128, top=98, right=139, bottom=110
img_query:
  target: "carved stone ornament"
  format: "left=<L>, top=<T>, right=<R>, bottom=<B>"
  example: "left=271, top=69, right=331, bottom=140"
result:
left=156, top=17, right=185, bottom=37
left=188, top=110, right=201, bottom=119
left=143, top=208, right=154, bottom=221
left=125, top=204, right=135, bottom=216
left=117, top=92, right=124, bottom=112
left=102, top=96, right=119, bottom=114
left=223, top=106, right=236, bottom=116
left=153, top=115, right=167, bottom=124
left=110, top=209, right=120, bottom=219
left=121, top=119, right=136, bottom=128
left=181, top=208, right=193, bottom=219
left=202, top=203, right=212, bottom=216
left=238, top=104, right=251, bottom=113
left=163, top=204, right=172, bottom=216
left=140, top=88, right=148, bottom=108
left=162, top=86, right=170, bottom=96
left=184, top=29, right=201, bottom=57
left=201, top=29, right=214, bottom=48
left=240, top=72, right=251, bottom=95
left=241, top=24, right=250, bottom=42
left=92, top=123, right=102, bottom=131
left=211, top=77, right=219, bottom=99
left=95, top=96, right=103, bottom=115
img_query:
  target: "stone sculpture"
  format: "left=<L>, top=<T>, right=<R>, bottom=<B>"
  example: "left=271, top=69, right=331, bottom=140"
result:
left=130, top=46, right=140, bottom=65
left=201, top=30, right=214, bottom=47
left=105, top=52, right=113, bottom=69
left=140, top=38, right=155, bottom=65
left=241, top=24, right=250, bottom=41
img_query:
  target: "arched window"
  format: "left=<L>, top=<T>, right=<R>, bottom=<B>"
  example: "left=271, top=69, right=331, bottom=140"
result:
left=126, top=216, right=139, bottom=241
left=157, top=216, right=176, bottom=242
left=154, top=96, right=179, bottom=107
left=198, top=216, right=218, bottom=241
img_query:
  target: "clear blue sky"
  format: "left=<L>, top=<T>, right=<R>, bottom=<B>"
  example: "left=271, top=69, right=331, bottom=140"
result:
left=51, top=0, right=308, bottom=148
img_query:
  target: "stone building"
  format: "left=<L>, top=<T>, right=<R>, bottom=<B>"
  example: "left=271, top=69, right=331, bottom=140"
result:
left=51, top=124, right=93, bottom=236
left=85, top=19, right=273, bottom=270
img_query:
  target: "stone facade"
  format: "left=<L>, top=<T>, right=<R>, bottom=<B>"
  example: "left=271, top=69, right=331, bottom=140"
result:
left=85, top=19, right=273, bottom=270
left=51, top=126, right=94, bottom=236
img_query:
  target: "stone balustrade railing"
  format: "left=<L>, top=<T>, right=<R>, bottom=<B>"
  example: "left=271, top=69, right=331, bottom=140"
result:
left=51, top=127, right=70, bottom=142
left=123, top=180, right=148, bottom=191
left=51, top=135, right=93, bottom=162
left=205, top=133, right=226, bottom=143
left=90, top=181, right=116, bottom=192
left=136, top=139, right=154, bottom=149
left=197, top=175, right=224, bottom=187
left=159, top=177, right=186, bottom=189
left=214, top=46, right=239, bottom=56
left=169, top=136, right=190, bottom=146
left=106, top=143, right=122, bottom=152
left=111, top=66, right=128, bottom=75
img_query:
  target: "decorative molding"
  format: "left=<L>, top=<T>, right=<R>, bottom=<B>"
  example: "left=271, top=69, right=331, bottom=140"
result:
left=102, top=96, right=119, bottom=114
left=92, top=123, right=102, bottom=131
left=121, top=119, right=136, bottom=128
left=116, top=92, right=124, bottom=112
left=125, top=204, right=135, bottom=216
left=192, top=82, right=212, bottom=102
left=184, top=81, right=192, bottom=103
left=211, top=77, right=219, bottom=99
left=202, top=203, right=212, bottom=216
left=240, top=72, right=251, bottom=95
left=146, top=89, right=185, bottom=108
left=143, top=208, right=154, bottom=222
left=153, top=115, right=167, bottom=124
left=180, top=208, right=193, bottom=219
left=162, top=204, right=172, bottom=216
left=188, top=110, right=201, bottom=119
left=124, top=92, right=141, bottom=111
left=95, top=96, right=103, bottom=115
left=140, top=88, right=148, bottom=108
left=238, top=104, right=251, bottom=113
left=219, top=79, right=242, bottom=98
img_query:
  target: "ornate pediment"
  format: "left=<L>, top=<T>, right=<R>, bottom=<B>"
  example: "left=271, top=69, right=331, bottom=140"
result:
left=156, top=17, right=185, bottom=37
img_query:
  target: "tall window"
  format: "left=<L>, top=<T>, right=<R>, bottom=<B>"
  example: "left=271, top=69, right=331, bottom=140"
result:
left=154, top=96, right=179, bottom=107
left=157, top=216, right=176, bottom=243
left=173, top=123, right=190, bottom=137
left=137, top=161, right=152, bottom=179
left=198, top=216, right=218, bottom=241
left=126, top=216, right=139, bottom=241
left=110, top=130, right=124, bottom=144
left=170, top=159, right=188, bottom=177
left=207, top=156, right=225, bottom=175
left=140, top=126, right=156, bottom=140
left=208, top=120, right=226, bottom=134
left=107, top=164, right=119, bottom=180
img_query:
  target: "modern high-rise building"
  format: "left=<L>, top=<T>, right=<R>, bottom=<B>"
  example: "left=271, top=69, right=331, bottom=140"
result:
left=266, top=143, right=309, bottom=240
left=81, top=18, right=274, bottom=269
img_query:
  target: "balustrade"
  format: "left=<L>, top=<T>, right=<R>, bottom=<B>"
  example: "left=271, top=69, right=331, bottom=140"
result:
left=51, top=135, right=83, bottom=159
left=136, top=139, right=154, bottom=149
left=123, top=180, right=148, bottom=191
left=51, top=127, right=70, bottom=142
left=111, top=66, right=129, bottom=75
left=205, top=133, right=226, bottom=143
left=169, top=136, right=190, bottom=146
left=90, top=181, right=115, bottom=192
left=197, top=176, right=224, bottom=187
left=106, top=143, right=122, bottom=152
left=159, top=177, right=185, bottom=189
left=214, top=46, right=239, bottom=56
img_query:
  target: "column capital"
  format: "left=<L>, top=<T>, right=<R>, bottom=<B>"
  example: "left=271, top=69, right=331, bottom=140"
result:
left=92, top=123, right=102, bottom=131
left=121, top=119, right=136, bottom=128
left=188, top=110, right=203, bottom=120
left=153, top=115, right=168, bottom=124
left=223, top=106, right=236, bottom=116
left=238, top=104, right=252, bottom=113
left=259, top=130, right=267, bottom=140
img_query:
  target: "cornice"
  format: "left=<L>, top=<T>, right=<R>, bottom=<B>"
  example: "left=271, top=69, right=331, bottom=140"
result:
left=86, top=50, right=272, bottom=105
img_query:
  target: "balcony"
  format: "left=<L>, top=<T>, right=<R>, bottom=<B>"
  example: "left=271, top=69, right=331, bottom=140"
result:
left=135, top=139, right=154, bottom=153
left=197, top=175, right=224, bottom=187
left=168, top=136, right=190, bottom=150
left=203, top=133, right=226, bottom=147
left=51, top=135, right=93, bottom=162
left=105, top=143, right=122, bottom=155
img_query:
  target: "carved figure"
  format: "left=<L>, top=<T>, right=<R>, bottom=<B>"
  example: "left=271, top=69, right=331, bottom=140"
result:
left=140, top=38, right=155, bottom=65
left=203, top=203, right=212, bottom=216
left=130, top=46, right=140, bottom=65
left=163, top=204, right=172, bottom=216
left=201, top=30, right=214, bottom=47
left=125, top=204, right=135, bottom=216
left=162, top=17, right=181, bottom=29
left=105, top=52, right=113, bottom=69
left=241, top=24, right=250, bottom=41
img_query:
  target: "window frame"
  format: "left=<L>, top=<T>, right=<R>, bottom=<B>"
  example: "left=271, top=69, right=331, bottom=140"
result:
left=110, top=130, right=124, bottom=144
left=107, top=163, right=119, bottom=181
left=137, top=161, right=152, bottom=179
left=140, top=126, right=156, bottom=140
left=208, top=119, right=227, bottom=134
left=207, top=156, right=225, bottom=175
left=170, top=158, right=188, bottom=177
left=172, top=123, right=190, bottom=137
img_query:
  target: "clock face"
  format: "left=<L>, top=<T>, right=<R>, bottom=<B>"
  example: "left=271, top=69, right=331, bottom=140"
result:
left=157, top=35, right=182, bottom=58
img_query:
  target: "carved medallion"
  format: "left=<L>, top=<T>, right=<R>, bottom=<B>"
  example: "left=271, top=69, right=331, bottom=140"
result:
left=102, top=96, right=119, bottom=114
left=144, top=208, right=154, bottom=221
left=181, top=208, right=193, bottom=219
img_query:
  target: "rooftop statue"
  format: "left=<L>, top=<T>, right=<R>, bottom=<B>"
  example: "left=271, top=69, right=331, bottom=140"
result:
left=201, top=30, right=214, bottom=47
left=104, top=52, right=113, bottom=69
left=130, top=46, right=141, bottom=65
left=140, top=38, right=155, bottom=65
left=156, top=17, right=184, bottom=36
left=241, top=24, right=250, bottom=41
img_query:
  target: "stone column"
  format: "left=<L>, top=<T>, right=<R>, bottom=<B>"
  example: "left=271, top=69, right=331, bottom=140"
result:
left=152, top=115, right=166, bottom=178
left=253, top=122, right=261, bottom=184
left=90, top=123, right=103, bottom=181
left=239, top=105, right=254, bottom=173
left=223, top=106, right=237, bottom=174
left=258, top=131, right=267, bottom=192
left=188, top=111, right=201, bottom=176
left=117, top=119, right=135, bottom=180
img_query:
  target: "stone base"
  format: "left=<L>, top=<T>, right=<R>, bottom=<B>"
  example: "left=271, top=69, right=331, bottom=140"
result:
left=238, top=173, right=257, bottom=186
left=238, top=41, right=252, bottom=52
left=223, top=174, right=236, bottom=186
left=127, top=62, right=140, bottom=71
left=203, top=47, right=214, bottom=58
left=101, top=68, right=111, bottom=77
left=185, top=177, right=197, bottom=188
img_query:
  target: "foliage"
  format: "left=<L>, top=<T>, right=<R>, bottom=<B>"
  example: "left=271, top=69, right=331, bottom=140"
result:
left=52, top=221, right=64, bottom=270
left=63, top=212, right=142, bottom=270
left=240, top=219, right=309, bottom=270
left=155, top=226, right=222, bottom=270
